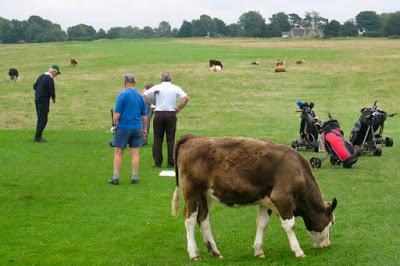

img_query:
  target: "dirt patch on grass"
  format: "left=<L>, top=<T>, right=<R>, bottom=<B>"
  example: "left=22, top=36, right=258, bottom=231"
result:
left=174, top=38, right=400, bottom=50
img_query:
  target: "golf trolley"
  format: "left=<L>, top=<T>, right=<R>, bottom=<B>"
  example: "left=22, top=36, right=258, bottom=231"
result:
left=291, top=101, right=320, bottom=152
left=349, top=101, right=396, bottom=156
left=310, top=118, right=357, bottom=169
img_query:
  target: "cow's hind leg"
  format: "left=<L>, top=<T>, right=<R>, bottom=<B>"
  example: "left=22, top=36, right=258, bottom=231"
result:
left=198, top=194, right=223, bottom=258
left=185, top=198, right=200, bottom=260
left=253, top=206, right=271, bottom=258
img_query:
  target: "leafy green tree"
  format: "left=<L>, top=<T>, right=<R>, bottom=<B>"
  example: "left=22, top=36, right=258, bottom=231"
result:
left=97, top=28, right=107, bottom=39
left=269, top=12, right=291, bottom=33
left=155, top=21, right=171, bottom=37
left=239, top=11, right=266, bottom=37
left=302, top=12, right=313, bottom=27
left=0, top=17, right=13, bottom=43
left=191, top=15, right=216, bottom=37
left=383, top=12, right=400, bottom=36
left=177, top=20, right=192, bottom=37
left=226, top=23, right=242, bottom=37
left=142, top=26, right=155, bottom=38
left=262, top=23, right=281, bottom=37
left=324, top=20, right=341, bottom=38
left=67, top=24, right=97, bottom=41
left=213, top=18, right=227, bottom=36
left=340, top=20, right=358, bottom=36
left=356, top=11, right=381, bottom=32
left=24, top=15, right=66, bottom=43
left=288, top=13, right=302, bottom=28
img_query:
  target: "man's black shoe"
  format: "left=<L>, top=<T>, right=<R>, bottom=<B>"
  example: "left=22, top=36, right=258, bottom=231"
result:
left=108, top=178, right=119, bottom=185
left=34, top=138, right=47, bottom=143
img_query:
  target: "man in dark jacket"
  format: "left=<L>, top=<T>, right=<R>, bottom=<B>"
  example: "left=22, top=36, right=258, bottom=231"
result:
left=33, top=64, right=61, bottom=142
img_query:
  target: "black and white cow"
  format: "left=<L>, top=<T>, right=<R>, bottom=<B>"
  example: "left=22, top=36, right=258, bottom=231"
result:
left=8, top=68, right=19, bottom=81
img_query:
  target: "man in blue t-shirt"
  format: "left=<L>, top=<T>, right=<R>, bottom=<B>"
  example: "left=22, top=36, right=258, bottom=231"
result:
left=109, top=74, right=147, bottom=185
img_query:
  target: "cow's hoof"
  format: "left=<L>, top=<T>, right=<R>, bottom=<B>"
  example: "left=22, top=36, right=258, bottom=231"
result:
left=255, top=253, right=265, bottom=258
left=211, top=251, right=223, bottom=259
left=295, top=251, right=306, bottom=258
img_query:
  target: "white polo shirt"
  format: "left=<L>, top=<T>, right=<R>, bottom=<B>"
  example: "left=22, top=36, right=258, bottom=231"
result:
left=144, top=82, right=187, bottom=112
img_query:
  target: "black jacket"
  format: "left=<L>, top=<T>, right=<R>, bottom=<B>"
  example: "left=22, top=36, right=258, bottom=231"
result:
left=33, top=74, right=56, bottom=103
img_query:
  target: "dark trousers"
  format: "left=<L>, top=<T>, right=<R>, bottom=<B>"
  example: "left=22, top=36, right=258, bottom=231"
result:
left=35, top=102, right=49, bottom=139
left=153, top=111, right=177, bottom=166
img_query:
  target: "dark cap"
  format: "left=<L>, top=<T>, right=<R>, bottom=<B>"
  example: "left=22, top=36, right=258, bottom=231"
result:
left=51, top=64, right=61, bottom=74
left=124, top=73, right=136, bottom=83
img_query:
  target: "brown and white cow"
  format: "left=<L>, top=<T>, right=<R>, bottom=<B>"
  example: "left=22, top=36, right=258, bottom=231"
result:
left=171, top=135, right=337, bottom=260
left=70, top=58, right=79, bottom=67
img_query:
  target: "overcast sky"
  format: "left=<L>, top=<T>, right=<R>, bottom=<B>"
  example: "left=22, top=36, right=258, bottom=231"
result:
left=1, top=0, right=399, bottom=30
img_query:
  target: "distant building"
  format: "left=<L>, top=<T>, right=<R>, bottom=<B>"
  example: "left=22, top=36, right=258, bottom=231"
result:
left=282, top=28, right=324, bottom=38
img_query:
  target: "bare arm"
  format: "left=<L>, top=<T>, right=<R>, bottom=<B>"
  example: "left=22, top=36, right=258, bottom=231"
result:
left=113, top=112, right=121, bottom=126
left=142, top=94, right=152, bottom=108
left=142, top=115, right=148, bottom=136
left=176, top=96, right=189, bottom=114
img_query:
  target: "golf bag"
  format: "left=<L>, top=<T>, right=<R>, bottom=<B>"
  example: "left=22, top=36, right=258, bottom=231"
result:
left=350, top=101, right=394, bottom=156
left=321, top=120, right=357, bottom=167
left=291, top=101, right=320, bottom=152
left=310, top=119, right=357, bottom=168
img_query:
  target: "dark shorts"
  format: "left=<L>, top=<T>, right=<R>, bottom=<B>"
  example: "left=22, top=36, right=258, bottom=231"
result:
left=112, top=128, right=143, bottom=148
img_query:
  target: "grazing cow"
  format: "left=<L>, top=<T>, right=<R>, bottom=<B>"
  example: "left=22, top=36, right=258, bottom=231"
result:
left=296, top=59, right=305, bottom=65
left=275, top=60, right=286, bottom=72
left=209, top=59, right=223, bottom=69
left=274, top=65, right=286, bottom=72
left=172, top=135, right=337, bottom=260
left=251, top=59, right=260, bottom=65
left=8, top=68, right=19, bottom=81
left=70, top=58, right=79, bottom=67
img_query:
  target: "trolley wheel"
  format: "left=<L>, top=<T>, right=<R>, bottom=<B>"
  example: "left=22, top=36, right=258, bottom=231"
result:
left=373, top=146, right=382, bottom=156
left=342, top=162, right=353, bottom=168
left=330, top=155, right=341, bottom=165
left=313, top=142, right=319, bottom=152
left=354, top=145, right=362, bottom=156
left=310, top=157, right=322, bottom=168
left=385, top=137, right=393, bottom=147
left=291, top=140, right=299, bottom=149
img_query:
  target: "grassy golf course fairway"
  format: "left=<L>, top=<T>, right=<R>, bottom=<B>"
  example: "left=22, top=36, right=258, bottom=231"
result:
left=1, top=38, right=399, bottom=265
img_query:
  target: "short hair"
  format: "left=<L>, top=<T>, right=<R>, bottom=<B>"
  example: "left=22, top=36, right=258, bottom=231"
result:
left=143, top=83, right=154, bottom=90
left=161, top=72, right=172, bottom=82
left=124, top=73, right=136, bottom=83
left=48, top=68, right=57, bottom=73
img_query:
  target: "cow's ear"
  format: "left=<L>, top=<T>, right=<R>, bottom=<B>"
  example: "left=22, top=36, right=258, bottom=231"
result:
left=327, top=198, right=337, bottom=213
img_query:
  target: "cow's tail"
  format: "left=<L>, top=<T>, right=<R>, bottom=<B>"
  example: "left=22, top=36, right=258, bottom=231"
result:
left=171, top=134, right=197, bottom=217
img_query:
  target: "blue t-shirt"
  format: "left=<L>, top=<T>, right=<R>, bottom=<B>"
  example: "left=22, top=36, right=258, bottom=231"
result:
left=114, top=88, right=147, bottom=129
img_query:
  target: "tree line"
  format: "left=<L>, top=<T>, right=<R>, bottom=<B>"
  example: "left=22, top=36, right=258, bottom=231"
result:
left=0, top=10, right=400, bottom=43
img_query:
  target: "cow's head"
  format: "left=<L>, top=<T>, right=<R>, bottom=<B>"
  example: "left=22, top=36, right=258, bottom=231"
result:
left=306, top=198, right=337, bottom=249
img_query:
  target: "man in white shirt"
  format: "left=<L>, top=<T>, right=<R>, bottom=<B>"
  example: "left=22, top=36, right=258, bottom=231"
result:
left=143, top=72, right=189, bottom=168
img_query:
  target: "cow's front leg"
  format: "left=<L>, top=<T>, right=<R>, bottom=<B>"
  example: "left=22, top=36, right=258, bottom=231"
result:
left=185, top=211, right=199, bottom=260
left=253, top=206, right=271, bottom=258
left=280, top=217, right=305, bottom=258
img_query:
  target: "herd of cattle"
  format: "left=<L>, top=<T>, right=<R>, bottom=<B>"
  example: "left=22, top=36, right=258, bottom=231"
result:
left=7, top=58, right=301, bottom=80
left=6, top=58, right=79, bottom=81
left=209, top=58, right=304, bottom=73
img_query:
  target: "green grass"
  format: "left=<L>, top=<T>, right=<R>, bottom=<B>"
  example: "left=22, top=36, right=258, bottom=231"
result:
left=1, top=38, right=400, bottom=265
